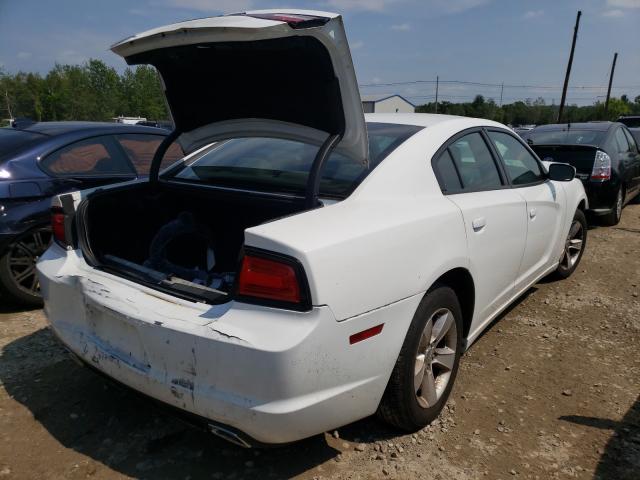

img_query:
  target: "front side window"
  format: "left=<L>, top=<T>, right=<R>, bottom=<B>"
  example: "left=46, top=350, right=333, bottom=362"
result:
left=116, top=134, right=184, bottom=175
left=41, top=136, right=134, bottom=176
left=488, top=130, right=545, bottom=185
left=168, top=123, right=422, bottom=197
left=448, top=132, right=503, bottom=190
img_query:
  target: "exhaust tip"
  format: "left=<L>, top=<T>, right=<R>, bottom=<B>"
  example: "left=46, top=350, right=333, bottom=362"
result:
left=208, top=424, right=252, bottom=448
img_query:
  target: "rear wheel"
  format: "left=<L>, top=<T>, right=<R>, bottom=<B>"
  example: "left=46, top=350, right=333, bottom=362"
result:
left=0, top=227, right=52, bottom=306
left=553, top=209, right=587, bottom=279
left=601, top=187, right=623, bottom=226
left=377, top=286, right=463, bottom=431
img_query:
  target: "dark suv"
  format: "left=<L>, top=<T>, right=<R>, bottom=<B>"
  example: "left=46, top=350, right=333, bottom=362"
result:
left=0, top=121, right=182, bottom=305
left=525, top=122, right=640, bottom=225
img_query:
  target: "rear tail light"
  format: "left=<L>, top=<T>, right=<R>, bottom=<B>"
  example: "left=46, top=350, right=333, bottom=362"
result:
left=51, top=207, right=69, bottom=247
left=237, top=250, right=310, bottom=310
left=590, top=150, right=611, bottom=181
left=242, top=13, right=330, bottom=29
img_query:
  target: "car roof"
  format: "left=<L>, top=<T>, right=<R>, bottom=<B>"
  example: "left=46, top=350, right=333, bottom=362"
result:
left=364, top=113, right=505, bottom=129
left=16, top=121, right=169, bottom=136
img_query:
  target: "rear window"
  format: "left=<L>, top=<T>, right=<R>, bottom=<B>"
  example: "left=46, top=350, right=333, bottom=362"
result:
left=0, top=128, right=46, bottom=162
left=168, top=123, right=422, bottom=197
left=526, top=129, right=606, bottom=146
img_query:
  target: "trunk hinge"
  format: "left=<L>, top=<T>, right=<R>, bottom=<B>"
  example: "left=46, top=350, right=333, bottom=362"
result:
left=149, top=129, right=181, bottom=183
left=305, top=133, right=342, bottom=209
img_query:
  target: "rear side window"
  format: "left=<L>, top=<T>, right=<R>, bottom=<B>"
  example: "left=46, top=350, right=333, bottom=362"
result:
left=433, top=150, right=462, bottom=193
left=448, top=133, right=503, bottom=190
left=487, top=131, right=545, bottom=185
left=116, top=134, right=184, bottom=175
left=41, top=136, right=134, bottom=176
left=614, top=128, right=630, bottom=153
left=623, top=128, right=638, bottom=152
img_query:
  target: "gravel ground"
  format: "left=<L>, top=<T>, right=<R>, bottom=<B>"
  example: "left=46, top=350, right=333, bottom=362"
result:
left=0, top=205, right=639, bottom=480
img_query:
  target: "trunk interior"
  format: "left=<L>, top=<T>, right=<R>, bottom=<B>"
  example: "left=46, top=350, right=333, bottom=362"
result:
left=80, top=181, right=307, bottom=303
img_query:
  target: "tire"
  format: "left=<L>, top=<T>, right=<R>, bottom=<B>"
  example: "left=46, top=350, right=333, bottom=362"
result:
left=0, top=227, right=51, bottom=307
left=553, top=209, right=587, bottom=280
left=601, top=187, right=623, bottom=226
left=377, top=285, right=463, bottom=431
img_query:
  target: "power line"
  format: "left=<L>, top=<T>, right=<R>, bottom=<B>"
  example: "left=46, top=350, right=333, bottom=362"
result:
left=359, top=79, right=640, bottom=90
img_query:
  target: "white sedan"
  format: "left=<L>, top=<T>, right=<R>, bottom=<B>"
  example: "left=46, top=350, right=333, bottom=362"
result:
left=37, top=10, right=588, bottom=446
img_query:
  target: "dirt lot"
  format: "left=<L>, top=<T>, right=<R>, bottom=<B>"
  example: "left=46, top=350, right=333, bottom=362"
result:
left=1, top=205, right=639, bottom=480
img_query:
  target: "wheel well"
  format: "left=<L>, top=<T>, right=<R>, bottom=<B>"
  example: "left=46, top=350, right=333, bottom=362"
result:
left=431, top=268, right=475, bottom=339
left=578, top=199, right=586, bottom=211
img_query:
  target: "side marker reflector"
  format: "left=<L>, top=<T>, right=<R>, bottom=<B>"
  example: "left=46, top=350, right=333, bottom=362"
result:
left=349, top=324, right=384, bottom=345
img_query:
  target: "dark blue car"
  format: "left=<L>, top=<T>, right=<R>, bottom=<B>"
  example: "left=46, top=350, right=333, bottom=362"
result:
left=0, top=121, right=182, bottom=305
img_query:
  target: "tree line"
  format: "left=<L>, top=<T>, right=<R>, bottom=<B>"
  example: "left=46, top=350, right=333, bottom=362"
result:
left=2, top=59, right=640, bottom=127
left=1, top=59, right=168, bottom=125
left=415, top=94, right=640, bottom=125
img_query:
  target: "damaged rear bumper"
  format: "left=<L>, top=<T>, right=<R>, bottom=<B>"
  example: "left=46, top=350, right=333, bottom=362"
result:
left=37, top=244, right=420, bottom=444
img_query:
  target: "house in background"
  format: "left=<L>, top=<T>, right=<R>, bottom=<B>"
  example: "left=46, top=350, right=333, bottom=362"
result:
left=361, top=94, right=415, bottom=114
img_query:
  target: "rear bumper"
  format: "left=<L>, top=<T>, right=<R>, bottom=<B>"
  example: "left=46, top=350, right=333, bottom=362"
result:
left=37, top=244, right=420, bottom=444
left=582, top=180, right=619, bottom=214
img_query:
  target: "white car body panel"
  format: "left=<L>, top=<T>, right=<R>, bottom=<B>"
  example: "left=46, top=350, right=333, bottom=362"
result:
left=446, top=189, right=527, bottom=325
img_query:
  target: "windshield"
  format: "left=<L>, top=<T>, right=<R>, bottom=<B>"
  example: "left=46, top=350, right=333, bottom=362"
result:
left=0, top=128, right=47, bottom=163
left=168, top=123, right=422, bottom=197
left=526, top=129, right=606, bottom=146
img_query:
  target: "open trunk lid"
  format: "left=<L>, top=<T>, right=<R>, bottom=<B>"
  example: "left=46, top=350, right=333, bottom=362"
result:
left=110, top=10, right=368, bottom=165
left=529, top=144, right=598, bottom=178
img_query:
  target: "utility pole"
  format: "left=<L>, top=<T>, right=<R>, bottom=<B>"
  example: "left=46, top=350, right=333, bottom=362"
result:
left=558, top=10, right=582, bottom=123
left=435, top=75, right=439, bottom=114
left=604, top=52, right=618, bottom=115
left=499, top=82, right=504, bottom=107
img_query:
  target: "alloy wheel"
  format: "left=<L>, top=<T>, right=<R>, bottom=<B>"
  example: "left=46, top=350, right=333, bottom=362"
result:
left=560, top=220, right=584, bottom=270
left=414, top=308, right=458, bottom=408
left=6, top=228, right=52, bottom=296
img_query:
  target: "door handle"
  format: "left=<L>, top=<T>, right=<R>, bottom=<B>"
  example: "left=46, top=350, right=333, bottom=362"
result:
left=529, top=208, right=537, bottom=219
left=472, top=217, right=486, bottom=231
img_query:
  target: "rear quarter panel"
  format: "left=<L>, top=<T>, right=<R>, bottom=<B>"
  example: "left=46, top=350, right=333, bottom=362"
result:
left=245, top=124, right=470, bottom=321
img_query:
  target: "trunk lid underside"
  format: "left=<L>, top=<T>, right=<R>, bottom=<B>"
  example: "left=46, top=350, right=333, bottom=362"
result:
left=111, top=10, right=368, bottom=164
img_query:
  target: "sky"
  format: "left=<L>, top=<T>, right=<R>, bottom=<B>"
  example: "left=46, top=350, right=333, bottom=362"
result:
left=1, top=0, right=639, bottom=106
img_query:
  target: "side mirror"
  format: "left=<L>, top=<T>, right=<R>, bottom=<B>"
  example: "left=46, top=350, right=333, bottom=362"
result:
left=548, top=163, right=576, bottom=182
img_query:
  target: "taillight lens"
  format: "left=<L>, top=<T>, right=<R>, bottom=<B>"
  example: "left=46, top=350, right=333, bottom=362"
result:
left=591, top=150, right=611, bottom=181
left=237, top=252, right=308, bottom=308
left=51, top=207, right=67, bottom=246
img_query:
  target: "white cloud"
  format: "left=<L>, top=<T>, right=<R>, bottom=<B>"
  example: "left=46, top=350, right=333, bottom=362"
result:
left=351, top=40, right=365, bottom=49
left=16, top=52, right=32, bottom=60
left=162, top=0, right=253, bottom=13
left=391, top=23, right=411, bottom=31
left=607, top=0, right=640, bottom=8
left=602, top=8, right=625, bottom=16
left=523, top=10, right=544, bottom=19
